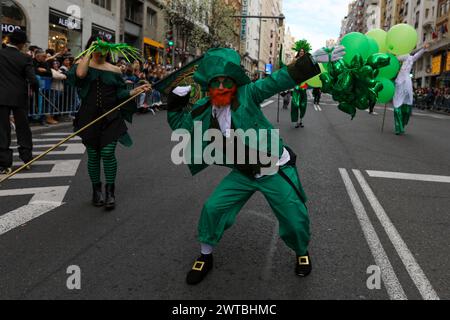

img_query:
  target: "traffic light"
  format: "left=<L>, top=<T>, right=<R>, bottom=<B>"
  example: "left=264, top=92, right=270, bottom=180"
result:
left=167, top=30, right=174, bottom=49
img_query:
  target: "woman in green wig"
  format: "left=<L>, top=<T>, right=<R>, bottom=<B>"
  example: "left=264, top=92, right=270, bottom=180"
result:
left=68, top=36, right=150, bottom=210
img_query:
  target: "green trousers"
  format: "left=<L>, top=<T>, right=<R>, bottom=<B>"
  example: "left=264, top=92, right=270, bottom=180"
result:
left=198, top=166, right=310, bottom=256
left=291, top=89, right=308, bottom=123
left=394, top=104, right=412, bottom=135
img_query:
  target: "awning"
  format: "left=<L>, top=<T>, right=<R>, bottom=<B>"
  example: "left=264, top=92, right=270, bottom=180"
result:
left=144, top=37, right=164, bottom=49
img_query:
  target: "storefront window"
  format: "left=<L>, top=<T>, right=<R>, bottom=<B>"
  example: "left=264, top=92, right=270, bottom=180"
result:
left=48, top=9, right=82, bottom=55
left=1, top=0, right=27, bottom=44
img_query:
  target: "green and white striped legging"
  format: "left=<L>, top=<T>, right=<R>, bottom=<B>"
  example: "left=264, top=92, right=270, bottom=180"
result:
left=86, top=142, right=118, bottom=185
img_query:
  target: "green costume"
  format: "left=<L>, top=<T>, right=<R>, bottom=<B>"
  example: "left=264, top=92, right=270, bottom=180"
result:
left=67, top=65, right=136, bottom=209
left=291, top=85, right=308, bottom=124
left=167, top=48, right=321, bottom=256
left=394, top=104, right=412, bottom=135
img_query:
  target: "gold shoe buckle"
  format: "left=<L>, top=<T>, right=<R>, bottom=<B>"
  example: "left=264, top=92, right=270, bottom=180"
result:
left=192, top=261, right=205, bottom=271
left=298, top=256, right=310, bottom=265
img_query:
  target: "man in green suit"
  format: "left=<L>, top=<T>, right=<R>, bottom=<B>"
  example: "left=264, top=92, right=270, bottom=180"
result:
left=167, top=47, right=344, bottom=285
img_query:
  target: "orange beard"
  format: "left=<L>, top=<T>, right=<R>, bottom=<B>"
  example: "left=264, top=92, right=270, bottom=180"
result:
left=209, top=87, right=237, bottom=107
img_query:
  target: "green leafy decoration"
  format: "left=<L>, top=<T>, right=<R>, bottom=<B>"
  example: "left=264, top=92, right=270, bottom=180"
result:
left=293, top=39, right=312, bottom=53
left=76, top=38, right=143, bottom=63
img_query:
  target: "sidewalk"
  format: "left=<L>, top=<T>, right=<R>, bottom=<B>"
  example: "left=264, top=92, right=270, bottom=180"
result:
left=12, top=120, right=73, bottom=137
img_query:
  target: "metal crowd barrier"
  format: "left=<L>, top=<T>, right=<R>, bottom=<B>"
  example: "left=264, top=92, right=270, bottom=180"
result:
left=26, top=77, right=166, bottom=118
left=414, top=95, right=450, bottom=112
left=28, top=76, right=80, bottom=117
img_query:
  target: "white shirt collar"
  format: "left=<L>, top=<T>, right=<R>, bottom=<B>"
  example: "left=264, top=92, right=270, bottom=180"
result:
left=212, top=105, right=232, bottom=138
left=6, top=44, right=19, bottom=50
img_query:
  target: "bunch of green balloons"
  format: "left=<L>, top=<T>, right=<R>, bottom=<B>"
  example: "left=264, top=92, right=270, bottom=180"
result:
left=320, top=53, right=391, bottom=118
left=316, top=24, right=417, bottom=118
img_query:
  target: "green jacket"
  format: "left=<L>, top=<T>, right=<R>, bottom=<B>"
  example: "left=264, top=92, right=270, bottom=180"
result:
left=168, top=57, right=320, bottom=176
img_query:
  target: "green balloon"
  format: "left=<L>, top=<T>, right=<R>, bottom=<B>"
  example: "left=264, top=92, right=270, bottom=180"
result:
left=340, top=32, right=370, bottom=64
left=366, top=29, right=387, bottom=53
left=366, top=53, right=391, bottom=69
left=378, top=53, right=400, bottom=79
left=367, top=37, right=379, bottom=56
left=386, top=24, right=418, bottom=55
left=306, top=64, right=326, bottom=88
left=376, top=78, right=395, bottom=103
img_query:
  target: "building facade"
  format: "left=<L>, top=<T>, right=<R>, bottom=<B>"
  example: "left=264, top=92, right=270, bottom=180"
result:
left=242, top=0, right=260, bottom=76
left=283, top=26, right=296, bottom=65
left=1, top=0, right=120, bottom=55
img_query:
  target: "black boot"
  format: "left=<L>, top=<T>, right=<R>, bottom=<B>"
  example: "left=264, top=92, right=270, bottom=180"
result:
left=105, top=184, right=116, bottom=210
left=92, top=183, right=104, bottom=207
left=296, top=252, right=312, bottom=277
left=186, top=254, right=213, bottom=285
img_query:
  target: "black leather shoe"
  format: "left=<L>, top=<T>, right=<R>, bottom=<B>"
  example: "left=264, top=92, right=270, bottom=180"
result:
left=296, top=252, right=312, bottom=277
left=92, top=183, right=104, bottom=207
left=186, top=254, right=213, bottom=285
left=0, top=167, right=12, bottom=175
left=105, top=183, right=116, bottom=210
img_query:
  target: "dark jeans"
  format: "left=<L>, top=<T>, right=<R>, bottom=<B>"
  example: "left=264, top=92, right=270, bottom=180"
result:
left=0, top=106, right=33, bottom=168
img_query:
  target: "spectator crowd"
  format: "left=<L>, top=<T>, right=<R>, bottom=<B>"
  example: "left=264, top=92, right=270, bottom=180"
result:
left=414, top=87, right=450, bottom=113
left=2, top=41, right=172, bottom=128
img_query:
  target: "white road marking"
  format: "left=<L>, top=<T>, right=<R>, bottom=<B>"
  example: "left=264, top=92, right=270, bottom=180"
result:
left=367, top=170, right=450, bottom=184
left=261, top=100, right=274, bottom=108
left=5, top=160, right=82, bottom=179
left=12, top=137, right=81, bottom=142
left=41, top=133, right=74, bottom=136
left=13, top=144, right=86, bottom=156
left=353, top=169, right=440, bottom=300
left=339, top=169, right=407, bottom=300
left=0, top=186, right=69, bottom=236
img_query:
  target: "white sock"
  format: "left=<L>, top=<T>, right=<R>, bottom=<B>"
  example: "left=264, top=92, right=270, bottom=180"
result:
left=201, top=244, right=214, bottom=255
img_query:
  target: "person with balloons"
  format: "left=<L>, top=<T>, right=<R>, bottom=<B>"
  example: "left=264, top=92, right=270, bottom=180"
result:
left=392, top=43, right=430, bottom=135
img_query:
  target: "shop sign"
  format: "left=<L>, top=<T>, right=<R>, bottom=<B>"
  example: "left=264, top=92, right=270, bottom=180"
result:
left=432, top=55, right=442, bottom=75
left=92, top=25, right=115, bottom=42
left=240, top=0, right=248, bottom=54
left=445, top=54, right=450, bottom=72
left=50, top=10, right=82, bottom=31
left=1, top=24, right=24, bottom=33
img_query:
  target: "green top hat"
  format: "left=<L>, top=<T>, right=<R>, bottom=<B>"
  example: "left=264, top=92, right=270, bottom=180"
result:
left=194, top=48, right=251, bottom=89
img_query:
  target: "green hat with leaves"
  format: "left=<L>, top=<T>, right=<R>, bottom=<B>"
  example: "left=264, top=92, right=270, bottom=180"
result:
left=194, top=48, right=251, bottom=89
left=293, top=39, right=312, bottom=53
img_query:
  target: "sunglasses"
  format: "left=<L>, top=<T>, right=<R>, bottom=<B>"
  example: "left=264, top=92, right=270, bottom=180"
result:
left=210, top=78, right=235, bottom=89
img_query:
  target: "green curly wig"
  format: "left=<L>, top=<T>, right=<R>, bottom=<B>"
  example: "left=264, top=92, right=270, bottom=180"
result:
left=293, top=39, right=312, bottom=53
left=76, top=38, right=143, bottom=63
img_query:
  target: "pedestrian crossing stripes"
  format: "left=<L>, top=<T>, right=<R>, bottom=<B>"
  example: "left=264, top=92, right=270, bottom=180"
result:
left=0, top=132, right=85, bottom=237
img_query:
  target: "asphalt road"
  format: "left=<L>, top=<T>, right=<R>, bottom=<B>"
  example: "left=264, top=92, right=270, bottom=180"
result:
left=0, top=96, right=449, bottom=300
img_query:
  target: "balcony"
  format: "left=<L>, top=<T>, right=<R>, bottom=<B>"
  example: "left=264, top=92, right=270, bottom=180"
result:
left=423, top=16, right=436, bottom=29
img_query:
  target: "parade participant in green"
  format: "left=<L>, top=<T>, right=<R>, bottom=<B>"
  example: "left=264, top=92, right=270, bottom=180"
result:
left=291, top=83, right=308, bottom=128
left=68, top=36, right=150, bottom=210
left=167, top=47, right=345, bottom=285
left=291, top=40, right=312, bottom=128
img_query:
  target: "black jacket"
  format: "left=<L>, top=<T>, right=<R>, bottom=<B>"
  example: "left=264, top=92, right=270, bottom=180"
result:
left=0, top=46, right=38, bottom=108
